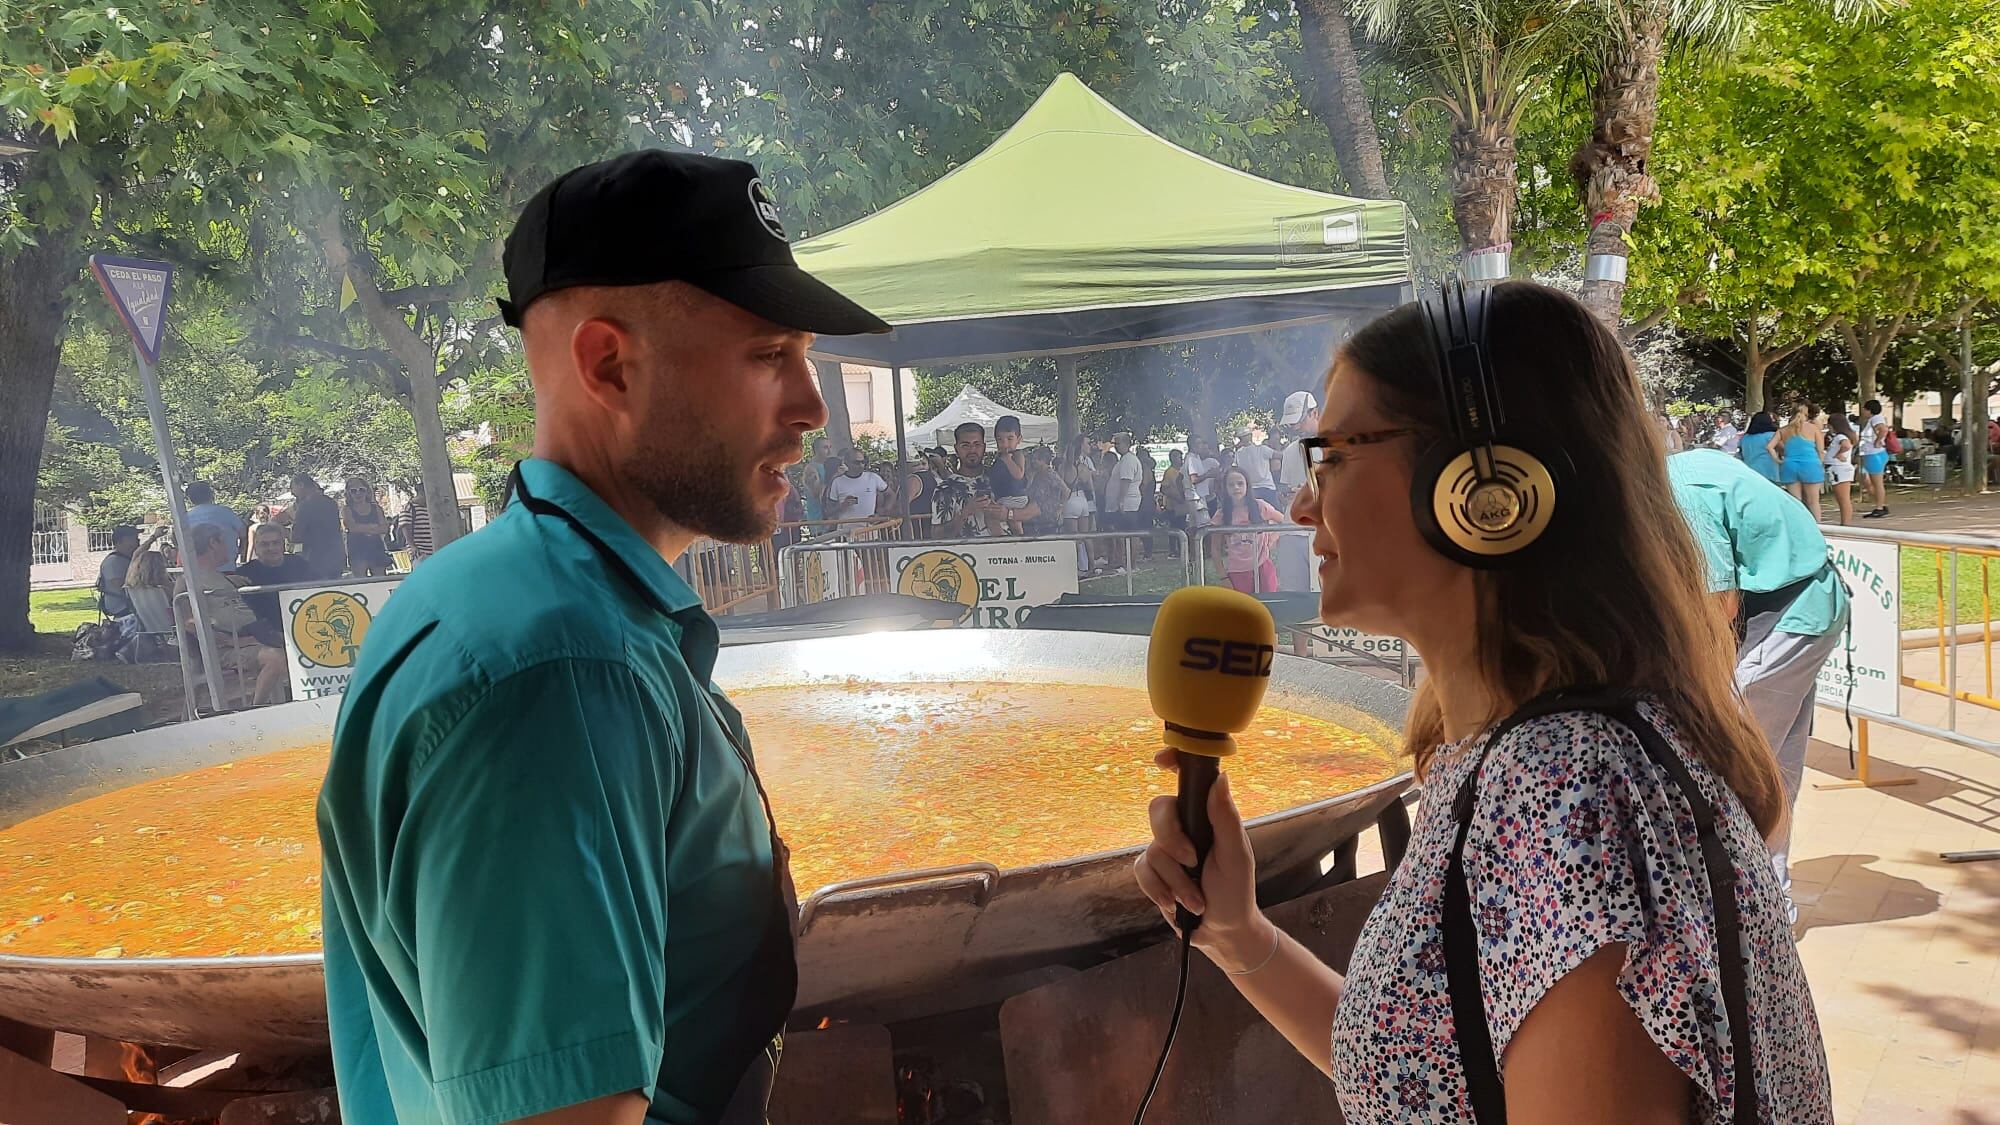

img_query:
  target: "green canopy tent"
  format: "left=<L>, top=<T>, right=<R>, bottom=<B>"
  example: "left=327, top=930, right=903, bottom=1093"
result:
left=793, top=71, right=1412, bottom=507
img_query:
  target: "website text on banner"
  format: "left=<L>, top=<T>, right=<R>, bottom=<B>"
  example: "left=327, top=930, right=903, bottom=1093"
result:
left=1821, top=536, right=1899, bottom=717
left=280, top=579, right=401, bottom=700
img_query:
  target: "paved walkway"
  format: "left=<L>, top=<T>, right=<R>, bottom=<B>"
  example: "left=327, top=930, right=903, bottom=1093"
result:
left=1795, top=702, right=1999, bottom=1122
left=1819, top=482, right=2000, bottom=537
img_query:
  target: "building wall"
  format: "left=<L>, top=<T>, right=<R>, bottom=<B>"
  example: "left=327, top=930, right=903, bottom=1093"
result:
left=839, top=364, right=918, bottom=440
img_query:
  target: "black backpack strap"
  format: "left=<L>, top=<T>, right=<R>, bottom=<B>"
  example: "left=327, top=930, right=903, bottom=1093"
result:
left=1443, top=690, right=1760, bottom=1125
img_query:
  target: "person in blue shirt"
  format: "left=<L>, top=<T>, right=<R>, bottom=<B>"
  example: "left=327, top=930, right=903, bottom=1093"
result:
left=183, top=481, right=246, bottom=572
left=1668, top=448, right=1850, bottom=923
left=316, top=150, right=888, bottom=1125
left=1738, top=411, right=1782, bottom=482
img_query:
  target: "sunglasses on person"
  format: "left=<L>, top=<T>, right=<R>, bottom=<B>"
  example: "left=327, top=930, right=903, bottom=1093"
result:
left=1296, top=429, right=1418, bottom=502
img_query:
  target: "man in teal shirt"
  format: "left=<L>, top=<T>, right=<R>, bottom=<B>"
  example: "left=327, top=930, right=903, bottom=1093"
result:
left=1668, top=448, right=1849, bottom=924
left=317, top=150, right=886, bottom=1125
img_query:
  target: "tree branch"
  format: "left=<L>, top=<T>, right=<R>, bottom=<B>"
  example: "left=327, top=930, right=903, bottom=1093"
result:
left=1619, top=305, right=1673, bottom=342
left=439, top=315, right=508, bottom=386
left=1761, top=314, right=1838, bottom=369
left=377, top=280, right=475, bottom=307
left=254, top=329, right=410, bottom=398
left=311, top=203, right=435, bottom=377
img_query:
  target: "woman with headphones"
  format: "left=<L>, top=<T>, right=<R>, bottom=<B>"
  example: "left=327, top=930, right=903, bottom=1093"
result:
left=1133, top=282, right=1828, bottom=1123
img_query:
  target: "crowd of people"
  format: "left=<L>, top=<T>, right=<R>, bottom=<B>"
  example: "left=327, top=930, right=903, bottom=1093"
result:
left=1658, top=399, right=1931, bottom=526
left=87, top=475, right=427, bottom=702
left=781, top=390, right=1323, bottom=589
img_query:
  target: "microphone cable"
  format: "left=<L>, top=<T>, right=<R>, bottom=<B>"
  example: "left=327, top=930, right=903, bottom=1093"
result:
left=1132, top=929, right=1195, bottom=1125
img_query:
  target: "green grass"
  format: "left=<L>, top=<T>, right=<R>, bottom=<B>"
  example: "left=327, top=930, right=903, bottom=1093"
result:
left=29, top=587, right=100, bottom=635
left=1899, top=545, right=2000, bottom=630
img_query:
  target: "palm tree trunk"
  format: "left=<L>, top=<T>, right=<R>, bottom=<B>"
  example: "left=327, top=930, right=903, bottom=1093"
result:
left=1296, top=0, right=1392, bottom=198
left=1450, top=123, right=1516, bottom=282
left=1574, top=9, right=1668, bottom=328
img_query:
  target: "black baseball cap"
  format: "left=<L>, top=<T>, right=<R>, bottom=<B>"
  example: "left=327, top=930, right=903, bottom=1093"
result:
left=499, top=149, right=890, bottom=336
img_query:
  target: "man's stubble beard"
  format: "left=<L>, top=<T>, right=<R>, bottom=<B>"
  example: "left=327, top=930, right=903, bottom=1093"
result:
left=622, top=412, right=786, bottom=546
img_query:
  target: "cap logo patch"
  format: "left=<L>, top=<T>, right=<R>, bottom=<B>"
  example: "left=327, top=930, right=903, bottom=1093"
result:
left=747, top=177, right=787, bottom=242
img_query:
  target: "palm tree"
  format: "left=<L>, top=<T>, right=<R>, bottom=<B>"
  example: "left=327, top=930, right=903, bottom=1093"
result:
left=1574, top=0, right=1880, bottom=327
left=1297, top=0, right=1394, bottom=198
left=1352, top=0, right=1600, bottom=280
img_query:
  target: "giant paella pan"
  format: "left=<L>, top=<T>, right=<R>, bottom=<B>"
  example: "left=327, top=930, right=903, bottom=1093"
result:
left=0, top=631, right=1411, bottom=1049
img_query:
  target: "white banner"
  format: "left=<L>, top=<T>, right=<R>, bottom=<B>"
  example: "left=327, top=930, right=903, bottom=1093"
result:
left=1306, top=627, right=1407, bottom=662
left=280, top=579, right=401, bottom=701
left=1820, top=536, right=1899, bottom=716
left=890, top=542, right=1078, bottom=628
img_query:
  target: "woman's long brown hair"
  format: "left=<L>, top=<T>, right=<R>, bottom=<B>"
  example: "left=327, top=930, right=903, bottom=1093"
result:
left=1340, top=281, right=1786, bottom=836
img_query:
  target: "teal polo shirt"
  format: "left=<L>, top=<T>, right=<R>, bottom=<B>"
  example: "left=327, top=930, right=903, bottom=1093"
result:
left=1667, top=449, right=1849, bottom=637
left=317, top=458, right=778, bottom=1124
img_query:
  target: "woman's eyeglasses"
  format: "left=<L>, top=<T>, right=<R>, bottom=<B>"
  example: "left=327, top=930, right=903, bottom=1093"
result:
left=1297, top=429, right=1418, bottom=501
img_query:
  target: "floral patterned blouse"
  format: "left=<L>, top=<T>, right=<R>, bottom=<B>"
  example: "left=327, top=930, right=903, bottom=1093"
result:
left=1330, top=702, right=1832, bottom=1123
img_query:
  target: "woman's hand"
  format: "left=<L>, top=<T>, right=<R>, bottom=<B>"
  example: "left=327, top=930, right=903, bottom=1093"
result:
left=1133, top=751, right=1274, bottom=971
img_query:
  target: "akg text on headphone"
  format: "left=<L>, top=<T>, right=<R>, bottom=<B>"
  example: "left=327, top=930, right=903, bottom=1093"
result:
left=1410, top=282, right=1568, bottom=568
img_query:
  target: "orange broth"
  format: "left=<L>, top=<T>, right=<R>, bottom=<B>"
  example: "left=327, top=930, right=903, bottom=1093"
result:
left=0, top=682, right=1393, bottom=958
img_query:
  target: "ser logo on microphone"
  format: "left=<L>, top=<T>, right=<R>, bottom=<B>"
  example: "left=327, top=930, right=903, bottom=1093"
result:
left=1179, top=637, right=1274, bottom=677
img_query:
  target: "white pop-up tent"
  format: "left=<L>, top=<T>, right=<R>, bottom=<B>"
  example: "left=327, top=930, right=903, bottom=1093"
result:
left=914, top=385, right=1060, bottom=449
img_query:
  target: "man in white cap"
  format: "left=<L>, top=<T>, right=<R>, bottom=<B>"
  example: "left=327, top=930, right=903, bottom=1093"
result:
left=1274, top=390, right=1320, bottom=590
left=1276, top=390, right=1320, bottom=507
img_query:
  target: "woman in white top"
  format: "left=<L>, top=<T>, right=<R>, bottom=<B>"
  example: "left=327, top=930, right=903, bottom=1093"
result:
left=1823, top=409, right=1858, bottom=525
left=1058, top=434, right=1098, bottom=575
left=1857, top=398, right=1893, bottom=518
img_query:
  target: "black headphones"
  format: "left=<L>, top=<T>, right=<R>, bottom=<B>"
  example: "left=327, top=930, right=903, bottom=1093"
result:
left=1410, top=282, right=1569, bottom=568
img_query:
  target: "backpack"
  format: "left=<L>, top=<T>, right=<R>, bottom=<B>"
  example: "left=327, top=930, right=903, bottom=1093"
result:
left=71, top=621, right=121, bottom=662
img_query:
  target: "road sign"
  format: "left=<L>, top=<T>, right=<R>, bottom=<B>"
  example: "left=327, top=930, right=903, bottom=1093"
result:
left=88, top=255, right=174, bottom=364
left=87, top=251, right=224, bottom=712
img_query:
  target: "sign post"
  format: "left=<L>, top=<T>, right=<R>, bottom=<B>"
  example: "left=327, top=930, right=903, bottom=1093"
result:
left=1818, top=533, right=1915, bottom=791
left=88, top=254, right=226, bottom=714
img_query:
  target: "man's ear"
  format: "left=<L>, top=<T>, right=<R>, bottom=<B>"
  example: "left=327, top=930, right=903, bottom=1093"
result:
left=570, top=317, right=634, bottom=411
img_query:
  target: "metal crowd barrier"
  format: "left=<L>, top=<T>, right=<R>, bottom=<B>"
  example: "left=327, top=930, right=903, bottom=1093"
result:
left=1188, top=524, right=1416, bottom=687
left=777, top=530, right=1193, bottom=606
left=1825, top=525, right=2000, bottom=766
left=684, top=516, right=903, bottom=615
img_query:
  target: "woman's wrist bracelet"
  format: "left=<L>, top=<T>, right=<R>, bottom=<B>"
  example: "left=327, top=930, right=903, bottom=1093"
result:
left=1226, top=922, right=1283, bottom=977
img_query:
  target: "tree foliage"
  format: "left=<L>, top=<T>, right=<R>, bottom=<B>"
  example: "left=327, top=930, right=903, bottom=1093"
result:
left=1627, top=0, right=2000, bottom=412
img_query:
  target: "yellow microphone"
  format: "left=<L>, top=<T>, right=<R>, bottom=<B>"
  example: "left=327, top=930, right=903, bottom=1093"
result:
left=1147, top=586, right=1277, bottom=934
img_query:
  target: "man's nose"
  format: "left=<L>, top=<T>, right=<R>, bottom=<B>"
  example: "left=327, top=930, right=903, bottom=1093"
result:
left=782, top=353, right=829, bottom=430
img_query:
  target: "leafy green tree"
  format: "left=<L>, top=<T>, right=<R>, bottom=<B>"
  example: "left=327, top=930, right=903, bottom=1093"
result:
left=0, top=1, right=371, bottom=649
left=45, top=294, right=421, bottom=517
left=1627, top=0, right=2000, bottom=411
left=1802, top=0, right=2000, bottom=406
left=1625, top=50, right=1844, bottom=413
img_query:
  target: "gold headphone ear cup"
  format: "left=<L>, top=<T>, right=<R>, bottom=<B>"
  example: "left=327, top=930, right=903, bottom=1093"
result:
left=1412, top=444, right=1559, bottom=567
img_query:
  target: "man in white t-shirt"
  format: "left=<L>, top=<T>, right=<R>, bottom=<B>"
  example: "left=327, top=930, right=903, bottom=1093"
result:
left=1186, top=435, right=1223, bottom=512
left=1274, top=390, right=1318, bottom=591
left=1276, top=391, right=1319, bottom=505
left=1106, top=432, right=1148, bottom=569
left=1232, top=426, right=1280, bottom=506
left=1710, top=412, right=1742, bottom=455
left=825, top=449, right=889, bottom=519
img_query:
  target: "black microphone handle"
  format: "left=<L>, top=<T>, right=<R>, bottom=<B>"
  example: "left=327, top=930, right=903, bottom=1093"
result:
left=1175, top=750, right=1219, bottom=936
